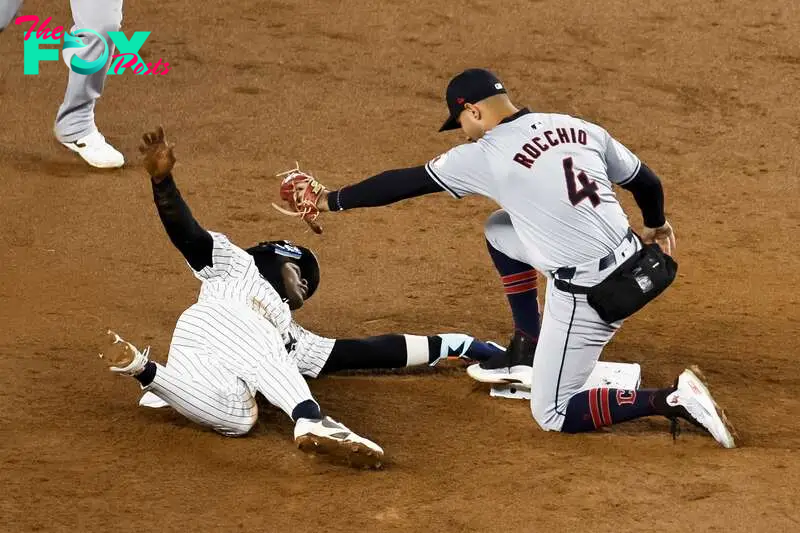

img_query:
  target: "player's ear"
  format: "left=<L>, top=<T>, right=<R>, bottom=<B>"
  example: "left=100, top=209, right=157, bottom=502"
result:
left=467, top=103, right=482, bottom=122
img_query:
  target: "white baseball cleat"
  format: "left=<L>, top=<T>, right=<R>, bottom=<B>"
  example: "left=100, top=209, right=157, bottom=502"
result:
left=466, top=361, right=532, bottom=385
left=294, top=416, right=384, bottom=469
left=667, top=366, right=737, bottom=449
left=101, top=330, right=150, bottom=376
left=60, top=130, right=125, bottom=168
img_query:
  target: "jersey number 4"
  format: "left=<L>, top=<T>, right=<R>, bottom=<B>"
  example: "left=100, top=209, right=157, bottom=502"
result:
left=563, top=157, right=600, bottom=207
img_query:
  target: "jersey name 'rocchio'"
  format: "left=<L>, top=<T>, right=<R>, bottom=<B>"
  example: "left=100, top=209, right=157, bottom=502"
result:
left=513, top=127, right=588, bottom=168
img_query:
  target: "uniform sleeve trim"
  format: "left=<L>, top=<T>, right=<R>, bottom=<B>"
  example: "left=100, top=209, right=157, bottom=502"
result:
left=615, top=158, right=642, bottom=186
left=425, top=162, right=462, bottom=199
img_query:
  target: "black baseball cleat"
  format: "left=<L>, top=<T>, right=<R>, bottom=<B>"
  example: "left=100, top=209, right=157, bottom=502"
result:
left=466, top=331, right=536, bottom=385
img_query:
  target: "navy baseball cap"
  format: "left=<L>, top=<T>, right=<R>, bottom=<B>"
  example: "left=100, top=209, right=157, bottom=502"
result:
left=439, top=68, right=507, bottom=132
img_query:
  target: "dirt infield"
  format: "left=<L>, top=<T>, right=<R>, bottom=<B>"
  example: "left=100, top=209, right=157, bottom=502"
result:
left=2, top=0, right=799, bottom=531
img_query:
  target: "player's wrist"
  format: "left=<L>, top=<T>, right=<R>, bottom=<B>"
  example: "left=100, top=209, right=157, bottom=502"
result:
left=151, top=172, right=174, bottom=187
left=644, top=218, right=667, bottom=231
left=318, top=190, right=331, bottom=212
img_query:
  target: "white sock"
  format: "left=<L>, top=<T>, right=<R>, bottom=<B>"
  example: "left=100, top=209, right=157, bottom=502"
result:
left=403, top=334, right=429, bottom=366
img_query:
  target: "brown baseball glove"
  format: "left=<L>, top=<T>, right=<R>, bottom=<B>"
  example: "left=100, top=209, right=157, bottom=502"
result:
left=271, top=164, right=327, bottom=234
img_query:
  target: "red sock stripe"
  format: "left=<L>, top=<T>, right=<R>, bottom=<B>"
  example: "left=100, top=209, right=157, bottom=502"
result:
left=600, top=388, right=612, bottom=426
left=501, top=270, right=537, bottom=284
left=504, top=277, right=537, bottom=288
left=588, top=388, right=602, bottom=429
left=504, top=281, right=537, bottom=295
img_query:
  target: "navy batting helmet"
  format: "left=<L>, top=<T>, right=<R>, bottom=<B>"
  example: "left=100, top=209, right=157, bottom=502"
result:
left=245, top=240, right=321, bottom=301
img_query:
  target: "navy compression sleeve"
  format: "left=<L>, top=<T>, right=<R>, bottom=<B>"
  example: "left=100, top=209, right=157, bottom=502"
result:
left=152, top=174, right=214, bottom=271
left=621, top=163, right=666, bottom=228
left=327, top=165, right=444, bottom=211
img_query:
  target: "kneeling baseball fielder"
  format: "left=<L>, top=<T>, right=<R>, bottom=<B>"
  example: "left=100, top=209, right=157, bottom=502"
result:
left=272, top=69, right=737, bottom=448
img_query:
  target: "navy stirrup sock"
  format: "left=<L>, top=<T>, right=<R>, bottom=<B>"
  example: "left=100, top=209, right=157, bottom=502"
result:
left=486, top=240, right=541, bottom=339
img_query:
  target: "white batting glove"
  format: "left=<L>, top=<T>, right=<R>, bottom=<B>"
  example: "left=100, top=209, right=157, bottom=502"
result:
left=100, top=330, right=151, bottom=376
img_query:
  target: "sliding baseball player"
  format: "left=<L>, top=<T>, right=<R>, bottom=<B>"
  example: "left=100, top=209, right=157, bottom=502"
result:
left=100, top=127, right=503, bottom=469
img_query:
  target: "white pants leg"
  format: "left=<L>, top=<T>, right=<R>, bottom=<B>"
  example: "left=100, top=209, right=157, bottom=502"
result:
left=529, top=280, right=620, bottom=431
left=177, top=302, right=317, bottom=417
left=144, top=303, right=319, bottom=436
left=0, top=0, right=23, bottom=30
left=484, top=208, right=641, bottom=432
left=484, top=209, right=532, bottom=264
left=146, top=352, right=258, bottom=437
left=54, top=0, right=123, bottom=141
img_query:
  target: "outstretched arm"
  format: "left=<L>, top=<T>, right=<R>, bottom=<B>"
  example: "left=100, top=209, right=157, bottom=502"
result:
left=140, top=127, right=213, bottom=271
left=274, top=144, right=489, bottom=231
left=321, top=165, right=444, bottom=212
left=274, top=165, right=445, bottom=231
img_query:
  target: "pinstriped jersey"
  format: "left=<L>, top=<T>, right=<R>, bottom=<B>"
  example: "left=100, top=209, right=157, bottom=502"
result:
left=193, top=232, right=293, bottom=336
left=185, top=232, right=335, bottom=377
left=425, top=111, right=641, bottom=274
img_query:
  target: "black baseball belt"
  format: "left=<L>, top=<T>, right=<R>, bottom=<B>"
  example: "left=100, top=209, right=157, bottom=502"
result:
left=552, top=229, right=636, bottom=294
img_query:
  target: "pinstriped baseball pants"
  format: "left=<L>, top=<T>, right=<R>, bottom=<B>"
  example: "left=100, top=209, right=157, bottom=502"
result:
left=144, top=301, right=320, bottom=436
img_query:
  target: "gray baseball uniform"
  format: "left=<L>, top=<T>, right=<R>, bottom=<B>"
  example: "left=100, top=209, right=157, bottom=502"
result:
left=0, top=0, right=122, bottom=142
left=0, top=0, right=22, bottom=29
left=426, top=111, right=642, bottom=431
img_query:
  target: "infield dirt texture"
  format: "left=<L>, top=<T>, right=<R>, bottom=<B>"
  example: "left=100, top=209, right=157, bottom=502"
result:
left=1, top=1, right=799, bottom=531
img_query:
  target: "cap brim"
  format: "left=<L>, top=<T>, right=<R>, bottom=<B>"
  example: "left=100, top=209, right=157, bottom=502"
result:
left=438, top=115, right=460, bottom=132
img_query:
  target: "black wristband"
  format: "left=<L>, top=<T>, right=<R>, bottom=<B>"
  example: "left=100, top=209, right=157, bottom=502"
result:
left=327, top=189, right=344, bottom=212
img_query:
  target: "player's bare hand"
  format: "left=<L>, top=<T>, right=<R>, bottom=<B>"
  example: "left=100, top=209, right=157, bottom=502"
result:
left=139, top=126, right=176, bottom=183
left=641, top=221, right=676, bottom=255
